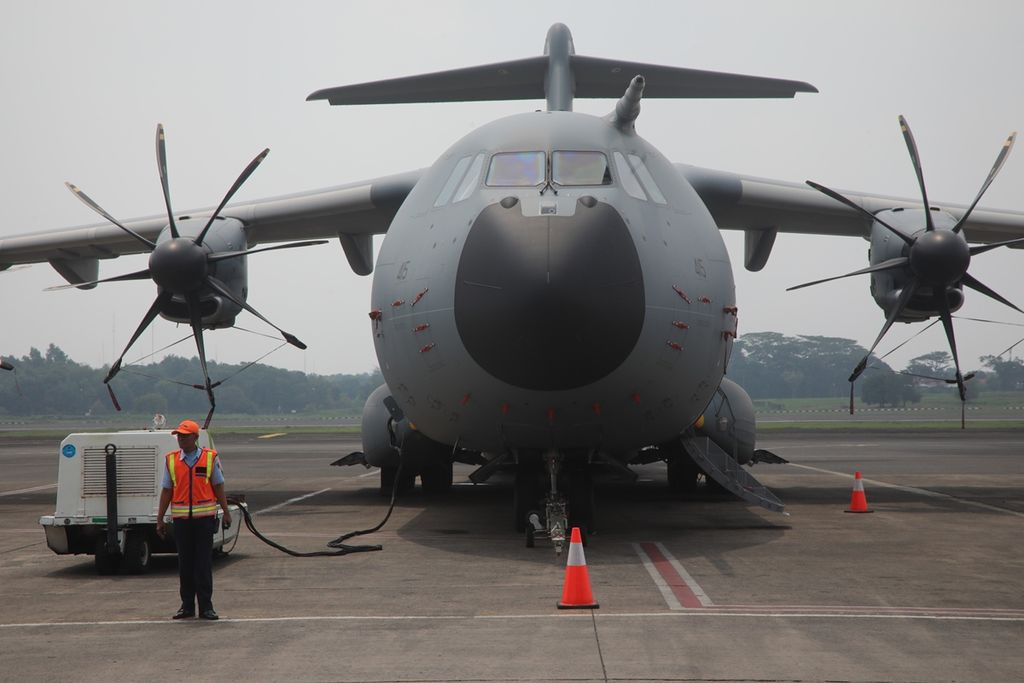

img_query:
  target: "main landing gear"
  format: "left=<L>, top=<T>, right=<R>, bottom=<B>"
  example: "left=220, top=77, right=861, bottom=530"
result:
left=516, top=449, right=594, bottom=555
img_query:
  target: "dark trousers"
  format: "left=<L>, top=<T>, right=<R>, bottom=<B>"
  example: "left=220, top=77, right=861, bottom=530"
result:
left=172, top=516, right=217, bottom=612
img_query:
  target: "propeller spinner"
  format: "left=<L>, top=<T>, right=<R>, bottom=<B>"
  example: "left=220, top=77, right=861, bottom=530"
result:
left=58, top=124, right=326, bottom=427
left=791, top=116, right=1022, bottom=426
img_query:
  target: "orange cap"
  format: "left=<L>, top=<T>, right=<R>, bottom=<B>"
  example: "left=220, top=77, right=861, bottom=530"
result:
left=171, top=419, right=201, bottom=435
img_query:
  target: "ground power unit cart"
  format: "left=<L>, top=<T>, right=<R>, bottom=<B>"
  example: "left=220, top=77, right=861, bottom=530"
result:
left=39, top=429, right=244, bottom=574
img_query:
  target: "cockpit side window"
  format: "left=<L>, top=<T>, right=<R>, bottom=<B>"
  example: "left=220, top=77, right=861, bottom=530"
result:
left=613, top=151, right=647, bottom=200
left=551, top=151, right=612, bottom=186
left=434, top=155, right=473, bottom=207
left=628, top=154, right=667, bottom=205
left=485, top=151, right=546, bottom=187
left=452, top=154, right=485, bottom=203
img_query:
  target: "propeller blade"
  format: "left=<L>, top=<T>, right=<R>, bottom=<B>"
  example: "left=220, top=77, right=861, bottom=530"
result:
left=898, top=115, right=935, bottom=232
left=104, top=290, right=173, bottom=383
left=206, top=240, right=329, bottom=263
left=787, top=256, right=908, bottom=292
left=185, top=291, right=217, bottom=423
left=849, top=282, right=919, bottom=383
left=64, top=183, right=157, bottom=250
left=960, top=273, right=1024, bottom=314
left=805, top=181, right=913, bottom=245
left=204, top=275, right=308, bottom=349
left=969, top=235, right=1024, bottom=256
left=194, top=148, right=270, bottom=247
left=155, top=124, right=179, bottom=239
left=953, top=132, right=1016, bottom=234
left=935, top=292, right=967, bottom=406
left=45, top=268, right=152, bottom=292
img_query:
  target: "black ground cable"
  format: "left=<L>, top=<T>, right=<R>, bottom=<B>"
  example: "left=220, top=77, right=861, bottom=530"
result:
left=326, top=459, right=404, bottom=548
left=227, top=486, right=393, bottom=557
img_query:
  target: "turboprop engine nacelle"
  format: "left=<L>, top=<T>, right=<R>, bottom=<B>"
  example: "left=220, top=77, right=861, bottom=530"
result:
left=154, top=217, right=248, bottom=329
left=695, top=377, right=756, bottom=465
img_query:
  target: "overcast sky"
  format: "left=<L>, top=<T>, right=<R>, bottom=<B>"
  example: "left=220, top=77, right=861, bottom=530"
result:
left=3, top=1, right=1024, bottom=378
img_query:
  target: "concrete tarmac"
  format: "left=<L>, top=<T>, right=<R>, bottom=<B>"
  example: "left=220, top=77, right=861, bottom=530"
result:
left=2, top=429, right=1023, bottom=682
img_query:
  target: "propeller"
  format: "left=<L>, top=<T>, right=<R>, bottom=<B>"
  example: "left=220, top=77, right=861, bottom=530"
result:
left=61, top=124, right=327, bottom=427
left=791, top=116, right=1020, bottom=426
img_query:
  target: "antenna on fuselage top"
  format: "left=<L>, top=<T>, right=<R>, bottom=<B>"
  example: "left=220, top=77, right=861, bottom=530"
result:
left=609, top=75, right=645, bottom=131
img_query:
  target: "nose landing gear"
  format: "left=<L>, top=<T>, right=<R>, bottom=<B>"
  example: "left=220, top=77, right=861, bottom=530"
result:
left=518, top=450, right=593, bottom=554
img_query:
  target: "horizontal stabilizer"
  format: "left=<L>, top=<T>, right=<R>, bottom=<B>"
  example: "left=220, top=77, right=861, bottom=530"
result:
left=572, top=56, right=817, bottom=99
left=308, top=57, right=549, bottom=105
left=308, top=55, right=816, bottom=106
left=310, top=21, right=815, bottom=111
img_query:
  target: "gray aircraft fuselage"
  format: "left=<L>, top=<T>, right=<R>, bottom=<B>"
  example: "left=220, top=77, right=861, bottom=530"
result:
left=371, top=110, right=736, bottom=453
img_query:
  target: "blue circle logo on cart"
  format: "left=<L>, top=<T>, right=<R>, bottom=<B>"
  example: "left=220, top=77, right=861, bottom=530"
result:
left=61, top=444, right=77, bottom=458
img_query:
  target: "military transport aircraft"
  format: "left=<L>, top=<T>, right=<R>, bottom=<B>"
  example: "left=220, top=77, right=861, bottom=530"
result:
left=3, top=23, right=1024, bottom=549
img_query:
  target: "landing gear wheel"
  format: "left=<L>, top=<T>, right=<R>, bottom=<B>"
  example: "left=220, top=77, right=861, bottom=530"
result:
left=525, top=524, right=535, bottom=548
left=667, top=457, right=699, bottom=497
left=94, top=538, right=121, bottom=575
left=567, top=469, right=595, bottom=543
left=420, top=460, right=453, bottom=494
left=380, top=465, right=415, bottom=497
left=513, top=461, right=541, bottom=532
left=122, top=530, right=151, bottom=574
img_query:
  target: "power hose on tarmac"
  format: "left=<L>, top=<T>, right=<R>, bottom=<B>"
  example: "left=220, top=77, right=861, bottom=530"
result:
left=226, top=461, right=404, bottom=557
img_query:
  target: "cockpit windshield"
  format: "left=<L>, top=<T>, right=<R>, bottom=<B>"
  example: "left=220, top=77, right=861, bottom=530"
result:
left=552, top=151, right=611, bottom=186
left=485, top=151, right=546, bottom=187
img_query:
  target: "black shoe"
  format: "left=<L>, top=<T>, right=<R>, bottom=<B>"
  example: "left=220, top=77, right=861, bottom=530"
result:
left=172, top=607, right=195, bottom=620
left=199, top=608, right=219, bottom=620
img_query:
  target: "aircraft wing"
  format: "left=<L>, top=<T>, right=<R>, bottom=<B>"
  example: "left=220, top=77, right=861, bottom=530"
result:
left=0, top=169, right=423, bottom=282
left=678, top=163, right=1024, bottom=270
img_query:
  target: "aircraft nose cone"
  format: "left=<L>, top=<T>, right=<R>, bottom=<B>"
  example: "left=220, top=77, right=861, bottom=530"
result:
left=454, top=198, right=644, bottom=390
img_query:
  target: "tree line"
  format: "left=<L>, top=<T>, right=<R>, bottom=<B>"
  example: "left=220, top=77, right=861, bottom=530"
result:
left=0, top=344, right=382, bottom=417
left=3, top=335, right=1023, bottom=416
left=728, top=332, right=1022, bottom=407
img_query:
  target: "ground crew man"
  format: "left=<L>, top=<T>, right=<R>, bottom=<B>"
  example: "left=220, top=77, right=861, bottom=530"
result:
left=156, top=419, right=231, bottom=620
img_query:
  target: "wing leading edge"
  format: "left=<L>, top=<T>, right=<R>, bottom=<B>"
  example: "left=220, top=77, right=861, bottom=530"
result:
left=678, top=164, right=1024, bottom=271
left=0, top=170, right=422, bottom=283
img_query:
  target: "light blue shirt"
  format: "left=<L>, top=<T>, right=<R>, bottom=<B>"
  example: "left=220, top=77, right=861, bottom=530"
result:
left=160, top=447, right=225, bottom=489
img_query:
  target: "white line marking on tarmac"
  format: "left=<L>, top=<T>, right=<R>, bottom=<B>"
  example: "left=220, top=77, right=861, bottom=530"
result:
left=788, top=463, right=1024, bottom=518
left=4, top=608, right=1024, bottom=629
left=357, top=470, right=379, bottom=479
left=254, top=488, right=331, bottom=516
left=0, top=483, right=56, bottom=497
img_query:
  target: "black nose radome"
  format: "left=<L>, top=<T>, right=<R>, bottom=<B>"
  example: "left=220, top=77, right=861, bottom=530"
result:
left=455, top=199, right=644, bottom=391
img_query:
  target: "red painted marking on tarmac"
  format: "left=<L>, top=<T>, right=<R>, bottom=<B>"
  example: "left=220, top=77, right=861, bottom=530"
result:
left=639, top=541, right=704, bottom=609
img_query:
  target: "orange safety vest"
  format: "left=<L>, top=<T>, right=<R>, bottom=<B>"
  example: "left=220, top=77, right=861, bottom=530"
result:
left=166, top=448, right=220, bottom=519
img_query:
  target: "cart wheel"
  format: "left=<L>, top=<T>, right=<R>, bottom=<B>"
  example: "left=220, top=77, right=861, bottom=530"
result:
left=122, top=531, right=151, bottom=574
left=94, top=538, right=121, bottom=575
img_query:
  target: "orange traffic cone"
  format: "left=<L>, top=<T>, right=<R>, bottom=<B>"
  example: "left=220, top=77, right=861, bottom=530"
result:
left=557, top=527, right=599, bottom=609
left=845, top=471, right=873, bottom=513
